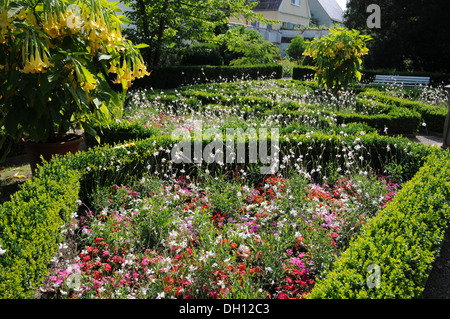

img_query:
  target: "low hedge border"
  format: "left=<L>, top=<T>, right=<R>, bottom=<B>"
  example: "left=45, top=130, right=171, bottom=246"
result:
left=0, top=163, right=81, bottom=298
left=360, top=69, right=450, bottom=87
left=309, top=151, right=450, bottom=298
left=87, top=93, right=422, bottom=149
left=358, top=89, right=447, bottom=133
left=335, top=97, right=421, bottom=135
left=177, top=84, right=423, bottom=135
left=293, top=67, right=450, bottom=87
left=78, top=131, right=436, bottom=202
left=128, top=64, right=283, bottom=90
left=0, top=131, right=443, bottom=298
left=83, top=120, right=160, bottom=149
left=292, top=66, right=316, bottom=81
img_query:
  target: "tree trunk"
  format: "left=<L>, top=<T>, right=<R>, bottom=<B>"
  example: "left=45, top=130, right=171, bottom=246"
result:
left=136, top=0, right=151, bottom=63
left=153, top=0, right=169, bottom=66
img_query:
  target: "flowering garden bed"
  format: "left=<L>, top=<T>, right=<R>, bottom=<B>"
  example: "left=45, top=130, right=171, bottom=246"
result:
left=1, top=79, right=450, bottom=300
left=47, top=169, right=398, bottom=299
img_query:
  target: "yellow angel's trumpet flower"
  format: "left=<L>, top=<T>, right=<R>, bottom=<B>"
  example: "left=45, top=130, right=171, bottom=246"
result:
left=132, top=57, right=151, bottom=79
left=43, top=13, right=60, bottom=39
left=112, top=59, right=132, bottom=87
left=88, top=12, right=100, bottom=31
left=20, top=46, right=52, bottom=74
left=41, top=51, right=54, bottom=68
left=33, top=48, right=47, bottom=73
left=25, top=10, right=37, bottom=26
left=0, top=8, right=12, bottom=29
left=66, top=9, right=82, bottom=33
left=20, top=50, right=37, bottom=74
left=82, top=81, right=96, bottom=92
left=108, top=62, right=118, bottom=74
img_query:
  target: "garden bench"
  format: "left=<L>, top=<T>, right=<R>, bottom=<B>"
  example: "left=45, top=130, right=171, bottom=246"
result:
left=372, top=75, right=430, bottom=87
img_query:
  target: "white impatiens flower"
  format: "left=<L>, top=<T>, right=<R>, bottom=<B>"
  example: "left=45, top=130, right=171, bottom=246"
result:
left=0, top=244, right=6, bottom=255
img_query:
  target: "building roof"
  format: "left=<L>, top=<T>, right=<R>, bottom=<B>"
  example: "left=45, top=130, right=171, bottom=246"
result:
left=250, top=0, right=283, bottom=11
left=317, top=0, right=344, bottom=22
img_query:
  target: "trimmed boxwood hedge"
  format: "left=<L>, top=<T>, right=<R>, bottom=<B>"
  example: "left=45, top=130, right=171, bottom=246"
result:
left=293, top=67, right=450, bottom=87
left=360, top=69, right=450, bottom=87
left=177, top=82, right=424, bottom=135
left=358, top=89, right=447, bottom=133
left=292, top=66, right=316, bottom=81
left=309, top=151, right=450, bottom=299
left=0, top=163, right=81, bottom=298
left=1, top=129, right=445, bottom=298
left=128, top=64, right=283, bottom=90
left=335, top=97, right=421, bottom=135
left=84, top=120, right=160, bottom=148
left=86, top=91, right=422, bottom=148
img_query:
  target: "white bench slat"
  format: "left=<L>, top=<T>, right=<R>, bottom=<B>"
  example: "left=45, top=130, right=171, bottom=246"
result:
left=372, top=75, right=430, bottom=87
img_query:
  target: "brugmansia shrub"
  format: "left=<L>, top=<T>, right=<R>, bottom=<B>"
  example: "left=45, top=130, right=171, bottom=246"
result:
left=304, top=27, right=372, bottom=93
left=0, top=0, right=150, bottom=148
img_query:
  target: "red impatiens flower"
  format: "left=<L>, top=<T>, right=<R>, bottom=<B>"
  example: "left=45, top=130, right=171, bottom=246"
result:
left=209, top=291, right=219, bottom=298
left=104, top=263, right=112, bottom=272
left=278, top=292, right=288, bottom=299
left=94, top=270, right=102, bottom=280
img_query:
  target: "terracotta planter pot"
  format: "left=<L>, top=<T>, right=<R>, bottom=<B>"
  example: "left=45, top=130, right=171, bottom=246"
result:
left=21, top=134, right=84, bottom=175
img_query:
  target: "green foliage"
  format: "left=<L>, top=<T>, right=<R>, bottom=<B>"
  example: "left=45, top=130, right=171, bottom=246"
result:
left=131, top=64, right=282, bottom=89
left=309, top=152, right=450, bottom=298
left=335, top=97, right=421, bottom=135
left=84, top=120, right=160, bottom=148
left=0, top=124, right=439, bottom=297
left=344, top=0, right=450, bottom=73
left=122, top=0, right=276, bottom=66
left=181, top=43, right=224, bottom=66
left=1, top=77, right=447, bottom=298
left=285, top=35, right=308, bottom=63
left=0, top=0, right=148, bottom=146
left=359, top=89, right=448, bottom=133
left=0, top=162, right=80, bottom=298
left=292, top=66, right=316, bottom=81
left=216, top=26, right=281, bottom=66
left=304, top=27, right=372, bottom=93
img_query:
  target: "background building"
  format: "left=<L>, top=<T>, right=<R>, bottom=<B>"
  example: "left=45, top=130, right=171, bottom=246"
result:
left=230, top=0, right=344, bottom=56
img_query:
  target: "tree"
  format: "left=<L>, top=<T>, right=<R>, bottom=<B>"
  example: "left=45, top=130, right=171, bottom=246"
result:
left=122, top=0, right=275, bottom=66
left=285, top=35, right=308, bottom=63
left=344, top=0, right=450, bottom=73
left=304, top=27, right=372, bottom=94
left=216, top=26, right=280, bottom=66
